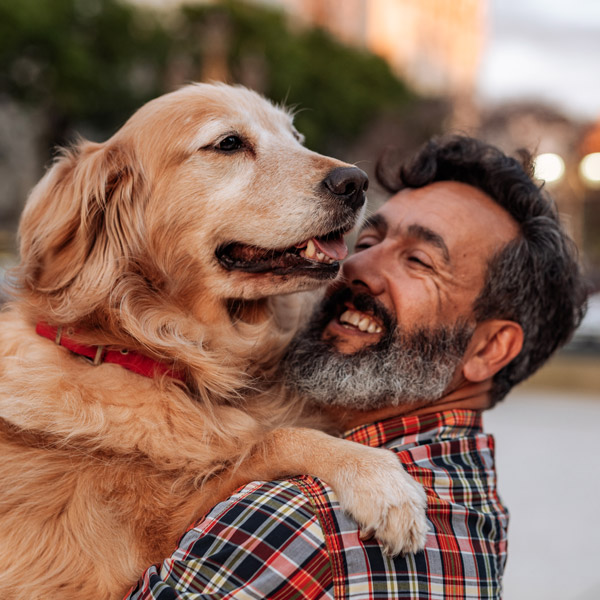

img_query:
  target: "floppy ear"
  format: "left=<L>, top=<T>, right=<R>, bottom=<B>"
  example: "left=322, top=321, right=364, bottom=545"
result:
left=462, top=319, right=523, bottom=383
left=18, top=139, right=147, bottom=320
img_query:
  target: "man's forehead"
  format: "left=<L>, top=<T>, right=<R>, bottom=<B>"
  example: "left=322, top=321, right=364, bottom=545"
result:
left=370, top=182, right=519, bottom=250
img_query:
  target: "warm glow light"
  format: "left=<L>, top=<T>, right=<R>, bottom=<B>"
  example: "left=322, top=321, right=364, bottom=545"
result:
left=579, top=153, right=600, bottom=188
left=533, top=153, right=565, bottom=183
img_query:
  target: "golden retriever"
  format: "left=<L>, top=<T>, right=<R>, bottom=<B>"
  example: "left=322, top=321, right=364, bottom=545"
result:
left=0, top=83, right=427, bottom=599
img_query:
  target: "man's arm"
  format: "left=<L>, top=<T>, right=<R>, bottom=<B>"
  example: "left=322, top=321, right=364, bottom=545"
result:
left=127, top=414, right=509, bottom=600
left=126, top=479, right=335, bottom=600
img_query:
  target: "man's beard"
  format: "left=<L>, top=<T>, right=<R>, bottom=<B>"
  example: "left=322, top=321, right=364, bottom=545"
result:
left=282, top=287, right=475, bottom=411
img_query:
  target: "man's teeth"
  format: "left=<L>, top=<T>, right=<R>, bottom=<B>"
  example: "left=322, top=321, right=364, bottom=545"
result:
left=339, top=310, right=382, bottom=333
left=300, top=239, right=335, bottom=264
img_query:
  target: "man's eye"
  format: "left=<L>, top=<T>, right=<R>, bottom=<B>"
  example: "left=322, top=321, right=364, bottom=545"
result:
left=408, top=256, right=432, bottom=269
left=354, top=235, right=378, bottom=251
left=355, top=240, right=375, bottom=251
left=217, top=135, right=244, bottom=152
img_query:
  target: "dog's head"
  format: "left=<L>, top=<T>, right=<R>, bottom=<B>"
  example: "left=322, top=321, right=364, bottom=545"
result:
left=16, top=83, right=367, bottom=343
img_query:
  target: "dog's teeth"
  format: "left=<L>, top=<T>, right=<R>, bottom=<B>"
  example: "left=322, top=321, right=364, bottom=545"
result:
left=375, top=325, right=382, bottom=333
left=301, top=240, right=335, bottom=264
left=367, top=322, right=378, bottom=334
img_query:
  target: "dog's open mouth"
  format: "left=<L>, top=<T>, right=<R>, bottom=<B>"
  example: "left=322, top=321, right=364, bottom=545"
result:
left=216, top=229, right=348, bottom=277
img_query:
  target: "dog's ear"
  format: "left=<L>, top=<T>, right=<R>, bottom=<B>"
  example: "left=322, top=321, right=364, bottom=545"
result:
left=18, top=139, right=147, bottom=319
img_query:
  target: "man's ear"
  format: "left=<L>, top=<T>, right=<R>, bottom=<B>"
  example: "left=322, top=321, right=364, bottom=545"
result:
left=462, top=320, right=523, bottom=383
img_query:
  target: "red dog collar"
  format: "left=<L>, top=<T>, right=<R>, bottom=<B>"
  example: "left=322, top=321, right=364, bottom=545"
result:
left=35, top=322, right=186, bottom=383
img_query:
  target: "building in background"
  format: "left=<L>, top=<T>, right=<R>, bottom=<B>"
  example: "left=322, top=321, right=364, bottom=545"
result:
left=268, top=0, right=369, bottom=47
left=264, top=0, right=486, bottom=129
left=479, top=103, right=587, bottom=246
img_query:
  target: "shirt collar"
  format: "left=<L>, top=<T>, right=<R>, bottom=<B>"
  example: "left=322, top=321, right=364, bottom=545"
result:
left=343, top=409, right=483, bottom=448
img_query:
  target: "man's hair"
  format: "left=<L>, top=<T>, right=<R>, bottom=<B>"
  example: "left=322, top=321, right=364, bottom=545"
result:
left=376, top=134, right=588, bottom=405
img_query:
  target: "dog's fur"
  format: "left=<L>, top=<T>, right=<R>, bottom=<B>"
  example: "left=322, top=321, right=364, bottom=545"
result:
left=0, top=84, right=427, bottom=599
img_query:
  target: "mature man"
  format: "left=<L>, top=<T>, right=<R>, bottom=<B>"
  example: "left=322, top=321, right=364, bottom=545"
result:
left=128, top=135, right=586, bottom=599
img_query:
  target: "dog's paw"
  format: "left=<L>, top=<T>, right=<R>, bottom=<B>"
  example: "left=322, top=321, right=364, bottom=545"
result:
left=333, top=445, right=429, bottom=556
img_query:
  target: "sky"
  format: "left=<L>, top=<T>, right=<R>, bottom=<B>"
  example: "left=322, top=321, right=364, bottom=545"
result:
left=478, top=0, right=600, bottom=121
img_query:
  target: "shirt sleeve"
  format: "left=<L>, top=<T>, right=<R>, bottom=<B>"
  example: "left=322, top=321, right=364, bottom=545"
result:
left=125, top=480, right=335, bottom=600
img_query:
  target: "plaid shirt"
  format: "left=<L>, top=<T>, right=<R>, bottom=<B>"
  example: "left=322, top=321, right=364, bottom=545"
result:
left=126, top=410, right=508, bottom=599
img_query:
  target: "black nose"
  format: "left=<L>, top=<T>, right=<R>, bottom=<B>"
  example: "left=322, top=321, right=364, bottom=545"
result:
left=322, top=166, right=369, bottom=211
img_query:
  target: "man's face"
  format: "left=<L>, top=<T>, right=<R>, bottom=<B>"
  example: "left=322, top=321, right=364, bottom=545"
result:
left=324, top=181, right=518, bottom=353
left=283, top=181, right=519, bottom=410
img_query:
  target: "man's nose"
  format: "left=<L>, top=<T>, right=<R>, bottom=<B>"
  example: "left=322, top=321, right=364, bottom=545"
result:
left=342, top=246, right=385, bottom=296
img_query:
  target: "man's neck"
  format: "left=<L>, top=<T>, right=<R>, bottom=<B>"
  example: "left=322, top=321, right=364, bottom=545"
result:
left=324, top=379, right=492, bottom=431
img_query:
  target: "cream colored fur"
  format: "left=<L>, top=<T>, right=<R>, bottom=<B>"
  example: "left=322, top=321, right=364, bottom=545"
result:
left=0, top=83, right=427, bottom=599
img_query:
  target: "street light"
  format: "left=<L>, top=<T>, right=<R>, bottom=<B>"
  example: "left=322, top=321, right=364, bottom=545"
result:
left=533, top=153, right=565, bottom=184
left=579, top=152, right=600, bottom=189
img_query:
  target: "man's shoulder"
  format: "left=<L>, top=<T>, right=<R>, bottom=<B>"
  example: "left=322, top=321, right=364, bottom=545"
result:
left=197, top=410, right=500, bottom=540
left=126, top=479, right=336, bottom=600
left=177, top=477, right=336, bottom=569
left=195, top=479, right=337, bottom=595
left=192, top=478, right=323, bottom=537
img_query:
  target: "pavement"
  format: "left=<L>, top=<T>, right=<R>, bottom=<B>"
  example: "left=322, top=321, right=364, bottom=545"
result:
left=484, top=388, right=600, bottom=599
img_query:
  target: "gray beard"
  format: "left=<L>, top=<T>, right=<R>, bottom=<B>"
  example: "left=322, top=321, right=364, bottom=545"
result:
left=282, top=291, right=474, bottom=411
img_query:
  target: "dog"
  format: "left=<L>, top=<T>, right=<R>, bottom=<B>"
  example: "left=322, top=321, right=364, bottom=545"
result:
left=0, top=83, right=427, bottom=599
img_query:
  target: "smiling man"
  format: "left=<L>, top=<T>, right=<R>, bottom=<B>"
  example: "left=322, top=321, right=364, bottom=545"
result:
left=285, top=180, right=521, bottom=423
left=128, top=135, right=586, bottom=600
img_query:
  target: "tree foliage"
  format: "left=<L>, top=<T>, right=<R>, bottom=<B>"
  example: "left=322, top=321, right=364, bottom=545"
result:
left=0, top=0, right=414, bottom=153
left=179, top=1, right=413, bottom=150
left=0, top=0, right=170, bottom=146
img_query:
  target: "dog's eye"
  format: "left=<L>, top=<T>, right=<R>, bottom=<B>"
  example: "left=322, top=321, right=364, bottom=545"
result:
left=217, top=135, right=244, bottom=152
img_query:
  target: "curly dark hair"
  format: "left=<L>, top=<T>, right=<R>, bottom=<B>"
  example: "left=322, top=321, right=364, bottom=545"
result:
left=376, top=134, right=588, bottom=405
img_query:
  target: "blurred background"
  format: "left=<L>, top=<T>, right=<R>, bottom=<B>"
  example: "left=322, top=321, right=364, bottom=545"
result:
left=0, top=0, right=598, bottom=597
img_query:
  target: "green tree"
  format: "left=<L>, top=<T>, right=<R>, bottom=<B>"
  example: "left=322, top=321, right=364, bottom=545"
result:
left=0, top=0, right=170, bottom=147
left=180, top=0, right=414, bottom=152
left=0, top=0, right=416, bottom=154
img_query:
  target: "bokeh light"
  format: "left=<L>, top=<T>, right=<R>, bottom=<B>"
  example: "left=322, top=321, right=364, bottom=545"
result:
left=533, top=152, right=565, bottom=183
left=579, top=152, right=600, bottom=188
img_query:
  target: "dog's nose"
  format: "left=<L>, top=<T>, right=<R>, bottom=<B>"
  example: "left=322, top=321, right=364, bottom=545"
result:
left=322, top=167, right=369, bottom=211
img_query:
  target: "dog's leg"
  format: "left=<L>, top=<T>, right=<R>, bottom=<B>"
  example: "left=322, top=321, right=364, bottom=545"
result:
left=205, top=427, right=429, bottom=556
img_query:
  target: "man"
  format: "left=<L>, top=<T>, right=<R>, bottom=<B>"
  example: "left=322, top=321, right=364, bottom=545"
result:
left=127, top=135, right=586, bottom=599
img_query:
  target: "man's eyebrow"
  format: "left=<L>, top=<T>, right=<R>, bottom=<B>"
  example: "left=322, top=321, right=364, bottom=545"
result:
left=360, top=216, right=450, bottom=263
left=406, top=224, right=450, bottom=263
left=359, top=213, right=387, bottom=234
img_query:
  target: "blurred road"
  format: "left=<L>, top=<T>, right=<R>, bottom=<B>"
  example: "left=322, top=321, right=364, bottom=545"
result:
left=485, top=388, right=600, bottom=600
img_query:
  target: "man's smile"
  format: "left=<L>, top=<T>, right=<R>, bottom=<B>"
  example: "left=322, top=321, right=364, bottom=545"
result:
left=339, top=307, right=383, bottom=334
left=323, top=298, right=386, bottom=352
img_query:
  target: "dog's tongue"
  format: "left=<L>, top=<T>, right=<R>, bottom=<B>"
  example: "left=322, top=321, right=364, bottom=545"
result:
left=312, top=235, right=348, bottom=261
